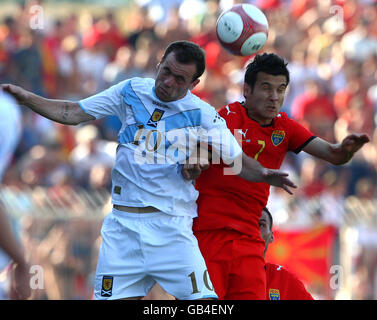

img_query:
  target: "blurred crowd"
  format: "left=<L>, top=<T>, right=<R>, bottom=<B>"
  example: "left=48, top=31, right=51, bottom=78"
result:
left=0, top=0, right=377, bottom=299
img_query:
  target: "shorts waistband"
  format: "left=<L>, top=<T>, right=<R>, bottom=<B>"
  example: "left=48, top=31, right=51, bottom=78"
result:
left=113, top=204, right=160, bottom=213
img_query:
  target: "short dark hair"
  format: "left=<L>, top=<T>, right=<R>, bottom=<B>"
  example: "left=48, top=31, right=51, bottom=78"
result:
left=244, top=53, right=290, bottom=91
left=161, top=41, right=206, bottom=81
left=263, top=207, right=273, bottom=231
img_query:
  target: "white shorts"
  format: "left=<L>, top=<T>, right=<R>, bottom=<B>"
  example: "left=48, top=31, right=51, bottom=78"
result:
left=94, top=208, right=217, bottom=300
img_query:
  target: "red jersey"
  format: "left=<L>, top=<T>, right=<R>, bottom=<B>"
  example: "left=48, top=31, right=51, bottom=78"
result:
left=193, top=102, right=315, bottom=236
left=266, top=263, right=314, bottom=300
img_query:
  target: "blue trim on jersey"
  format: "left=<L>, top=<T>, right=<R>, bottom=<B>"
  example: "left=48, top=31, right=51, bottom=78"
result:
left=121, top=80, right=151, bottom=124
left=118, top=79, right=202, bottom=146
left=118, top=112, right=202, bottom=145
left=118, top=124, right=140, bottom=144
left=163, top=109, right=202, bottom=131
left=77, top=101, right=87, bottom=113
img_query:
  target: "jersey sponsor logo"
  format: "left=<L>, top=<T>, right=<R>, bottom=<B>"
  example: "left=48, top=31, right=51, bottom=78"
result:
left=269, top=288, right=280, bottom=300
left=152, top=100, right=169, bottom=109
left=271, top=130, right=285, bottom=146
left=101, top=276, right=114, bottom=297
left=147, top=108, right=165, bottom=127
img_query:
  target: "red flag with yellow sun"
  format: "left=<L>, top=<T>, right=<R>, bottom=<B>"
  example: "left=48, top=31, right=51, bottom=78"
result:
left=265, top=224, right=337, bottom=298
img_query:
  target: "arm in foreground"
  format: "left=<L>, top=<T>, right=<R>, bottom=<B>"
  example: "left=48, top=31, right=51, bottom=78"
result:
left=238, top=153, right=297, bottom=195
left=182, top=151, right=297, bottom=195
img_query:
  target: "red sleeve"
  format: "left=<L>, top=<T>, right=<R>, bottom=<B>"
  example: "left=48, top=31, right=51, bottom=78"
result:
left=285, top=272, right=315, bottom=300
left=266, top=263, right=314, bottom=300
left=287, top=117, right=316, bottom=154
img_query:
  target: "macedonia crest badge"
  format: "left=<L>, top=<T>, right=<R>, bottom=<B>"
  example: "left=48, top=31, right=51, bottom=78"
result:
left=271, top=130, right=285, bottom=146
left=269, top=289, right=280, bottom=300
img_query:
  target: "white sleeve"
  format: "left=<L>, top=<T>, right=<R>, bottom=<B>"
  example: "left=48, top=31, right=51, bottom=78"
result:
left=200, top=106, right=242, bottom=163
left=78, top=80, right=128, bottom=120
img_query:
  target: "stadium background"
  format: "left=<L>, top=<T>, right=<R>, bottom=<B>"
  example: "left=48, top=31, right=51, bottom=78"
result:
left=0, top=0, right=376, bottom=299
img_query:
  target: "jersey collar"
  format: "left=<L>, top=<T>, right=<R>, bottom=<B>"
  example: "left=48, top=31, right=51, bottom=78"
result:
left=239, top=101, right=275, bottom=127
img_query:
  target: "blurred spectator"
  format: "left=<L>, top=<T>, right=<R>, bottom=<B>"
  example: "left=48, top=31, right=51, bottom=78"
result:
left=11, top=30, right=45, bottom=96
left=69, top=125, right=115, bottom=189
left=341, top=17, right=377, bottom=63
left=41, top=19, right=64, bottom=97
left=77, top=17, right=110, bottom=95
left=282, top=43, right=318, bottom=116
left=291, top=77, right=337, bottom=142
left=17, top=142, right=72, bottom=188
left=333, top=63, right=375, bottom=137
left=103, top=46, right=144, bottom=86
left=96, top=12, right=126, bottom=61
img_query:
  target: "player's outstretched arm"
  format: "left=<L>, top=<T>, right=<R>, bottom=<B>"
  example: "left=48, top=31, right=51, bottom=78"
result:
left=1, top=84, right=95, bottom=125
left=303, top=134, right=370, bottom=165
left=238, top=153, right=297, bottom=194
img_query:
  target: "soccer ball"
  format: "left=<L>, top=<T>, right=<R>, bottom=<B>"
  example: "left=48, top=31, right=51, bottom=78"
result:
left=216, top=4, right=269, bottom=56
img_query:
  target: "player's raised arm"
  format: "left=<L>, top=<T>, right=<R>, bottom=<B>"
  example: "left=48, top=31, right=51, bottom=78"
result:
left=302, top=134, right=370, bottom=165
left=1, top=84, right=95, bottom=125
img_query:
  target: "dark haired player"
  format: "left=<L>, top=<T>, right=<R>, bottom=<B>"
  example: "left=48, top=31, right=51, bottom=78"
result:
left=260, top=207, right=314, bottom=300
left=192, top=53, right=369, bottom=300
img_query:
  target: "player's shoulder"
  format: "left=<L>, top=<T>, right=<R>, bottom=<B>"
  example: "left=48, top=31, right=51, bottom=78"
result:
left=274, top=112, right=304, bottom=132
left=218, top=101, right=243, bottom=117
left=274, top=112, right=290, bottom=121
left=267, top=262, right=285, bottom=271
left=117, top=77, right=157, bottom=104
left=129, top=76, right=153, bottom=85
left=126, top=77, right=154, bottom=92
left=189, top=93, right=221, bottom=117
left=267, top=263, right=303, bottom=281
left=185, top=93, right=225, bottom=129
left=189, top=92, right=215, bottom=111
left=266, top=263, right=291, bottom=276
left=275, top=112, right=303, bottom=125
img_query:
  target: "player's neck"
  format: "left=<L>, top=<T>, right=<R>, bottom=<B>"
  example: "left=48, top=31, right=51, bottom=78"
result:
left=242, top=103, right=274, bottom=126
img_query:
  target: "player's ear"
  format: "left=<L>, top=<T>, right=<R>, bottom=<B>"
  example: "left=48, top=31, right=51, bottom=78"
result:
left=269, top=231, right=274, bottom=244
left=190, top=79, right=200, bottom=91
left=243, top=82, right=251, bottom=98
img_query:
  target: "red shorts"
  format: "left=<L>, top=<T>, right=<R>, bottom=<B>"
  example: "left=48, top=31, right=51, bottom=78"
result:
left=195, top=229, right=266, bottom=300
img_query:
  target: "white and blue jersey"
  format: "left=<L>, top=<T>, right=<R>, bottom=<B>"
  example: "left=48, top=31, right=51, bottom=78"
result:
left=79, top=77, right=242, bottom=218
